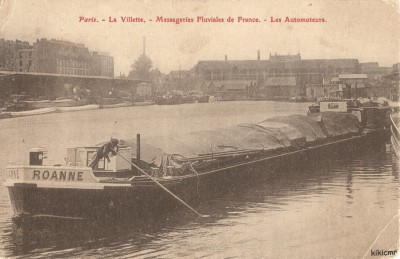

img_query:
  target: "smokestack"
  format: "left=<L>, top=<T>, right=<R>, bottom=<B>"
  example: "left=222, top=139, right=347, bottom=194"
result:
left=225, top=55, right=227, bottom=61
left=257, top=50, right=260, bottom=60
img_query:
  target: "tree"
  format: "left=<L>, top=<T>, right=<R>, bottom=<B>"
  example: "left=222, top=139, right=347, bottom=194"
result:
left=149, top=68, right=163, bottom=82
left=128, top=53, right=152, bottom=80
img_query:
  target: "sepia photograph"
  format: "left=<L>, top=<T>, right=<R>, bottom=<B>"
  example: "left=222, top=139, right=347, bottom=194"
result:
left=0, top=0, right=399, bottom=258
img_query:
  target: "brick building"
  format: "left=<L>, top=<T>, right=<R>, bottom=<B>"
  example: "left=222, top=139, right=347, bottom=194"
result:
left=0, top=38, right=114, bottom=77
left=91, top=51, right=114, bottom=77
left=0, top=39, right=33, bottom=71
left=34, top=38, right=92, bottom=76
left=14, top=48, right=35, bottom=72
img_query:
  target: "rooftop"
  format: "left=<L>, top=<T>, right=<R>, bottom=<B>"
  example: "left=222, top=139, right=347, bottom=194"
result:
left=196, top=59, right=360, bottom=71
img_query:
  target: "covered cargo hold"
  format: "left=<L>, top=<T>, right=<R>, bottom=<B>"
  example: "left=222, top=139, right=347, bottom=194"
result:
left=125, top=116, right=326, bottom=168
left=94, top=113, right=359, bottom=173
left=308, top=112, right=360, bottom=137
left=256, top=121, right=306, bottom=147
left=133, top=123, right=293, bottom=167
left=263, top=115, right=326, bottom=143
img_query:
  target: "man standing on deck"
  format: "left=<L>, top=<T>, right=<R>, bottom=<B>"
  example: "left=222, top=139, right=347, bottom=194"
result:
left=89, top=138, right=119, bottom=169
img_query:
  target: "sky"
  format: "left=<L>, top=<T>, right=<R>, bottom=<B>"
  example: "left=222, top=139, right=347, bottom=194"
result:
left=0, top=0, right=399, bottom=75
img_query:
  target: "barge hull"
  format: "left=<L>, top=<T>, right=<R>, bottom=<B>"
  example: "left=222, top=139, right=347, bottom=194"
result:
left=7, top=178, right=199, bottom=220
left=5, top=130, right=386, bottom=220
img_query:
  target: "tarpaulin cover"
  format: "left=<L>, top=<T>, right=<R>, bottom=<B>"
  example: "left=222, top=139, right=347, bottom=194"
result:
left=256, top=121, right=306, bottom=147
left=121, top=123, right=307, bottom=167
left=263, top=115, right=326, bottom=142
left=97, top=113, right=359, bottom=168
left=307, top=112, right=360, bottom=137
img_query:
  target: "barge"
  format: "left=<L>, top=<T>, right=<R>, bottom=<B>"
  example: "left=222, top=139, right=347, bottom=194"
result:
left=4, top=102, right=391, bottom=220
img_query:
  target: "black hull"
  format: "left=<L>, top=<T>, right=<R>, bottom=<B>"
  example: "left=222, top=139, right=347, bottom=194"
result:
left=198, top=130, right=387, bottom=197
left=7, top=130, right=387, bottom=220
left=155, top=96, right=183, bottom=105
left=8, top=179, right=199, bottom=220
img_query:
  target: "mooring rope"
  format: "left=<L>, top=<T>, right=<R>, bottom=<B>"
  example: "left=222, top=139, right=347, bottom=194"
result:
left=113, top=150, right=207, bottom=218
left=188, top=163, right=200, bottom=198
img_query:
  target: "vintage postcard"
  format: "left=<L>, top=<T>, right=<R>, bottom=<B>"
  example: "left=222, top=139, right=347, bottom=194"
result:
left=0, top=0, right=399, bottom=258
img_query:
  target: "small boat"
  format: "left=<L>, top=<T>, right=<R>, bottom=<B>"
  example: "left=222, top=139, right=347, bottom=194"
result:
left=155, top=92, right=183, bottom=105
left=133, top=101, right=155, bottom=106
left=98, top=98, right=122, bottom=105
left=56, top=104, right=100, bottom=113
left=0, top=112, right=12, bottom=119
left=181, top=95, right=196, bottom=104
left=4, top=101, right=30, bottom=112
left=8, top=107, right=57, bottom=117
left=187, top=91, right=209, bottom=103
left=23, top=99, right=89, bottom=109
left=390, top=108, right=400, bottom=158
left=100, top=102, right=132, bottom=109
left=196, top=95, right=210, bottom=103
left=3, top=103, right=391, bottom=220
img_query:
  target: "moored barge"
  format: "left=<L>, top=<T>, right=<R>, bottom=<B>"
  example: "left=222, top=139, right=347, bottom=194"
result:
left=4, top=102, right=391, bottom=220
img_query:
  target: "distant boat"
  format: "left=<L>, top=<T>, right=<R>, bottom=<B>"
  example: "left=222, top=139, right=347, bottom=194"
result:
left=0, top=112, right=12, bottom=119
left=181, top=95, right=196, bottom=104
left=9, top=107, right=57, bottom=117
left=100, top=102, right=132, bottom=109
left=196, top=95, right=210, bottom=103
left=23, top=99, right=89, bottom=109
left=155, top=94, right=183, bottom=105
left=133, top=101, right=155, bottom=106
left=56, top=104, right=100, bottom=113
left=98, top=98, right=122, bottom=105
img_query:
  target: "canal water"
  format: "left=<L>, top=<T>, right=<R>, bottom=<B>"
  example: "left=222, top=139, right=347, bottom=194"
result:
left=0, top=101, right=398, bottom=258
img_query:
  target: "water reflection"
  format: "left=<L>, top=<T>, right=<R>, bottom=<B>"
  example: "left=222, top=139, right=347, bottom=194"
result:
left=6, top=210, right=208, bottom=257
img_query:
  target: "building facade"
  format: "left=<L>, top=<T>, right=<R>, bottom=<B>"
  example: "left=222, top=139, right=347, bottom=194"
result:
left=263, top=77, right=298, bottom=100
left=329, top=74, right=368, bottom=98
left=34, top=38, right=92, bottom=76
left=0, top=38, right=114, bottom=77
left=194, top=53, right=361, bottom=99
left=14, top=48, right=35, bottom=72
left=360, top=62, right=392, bottom=81
left=0, top=39, right=33, bottom=71
left=91, top=51, right=114, bottom=77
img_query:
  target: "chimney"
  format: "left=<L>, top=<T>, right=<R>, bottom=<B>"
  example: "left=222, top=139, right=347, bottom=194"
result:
left=225, top=55, right=227, bottom=61
left=257, top=50, right=260, bottom=60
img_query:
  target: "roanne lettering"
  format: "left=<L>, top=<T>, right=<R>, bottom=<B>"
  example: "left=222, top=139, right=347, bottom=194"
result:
left=31, top=170, right=84, bottom=181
